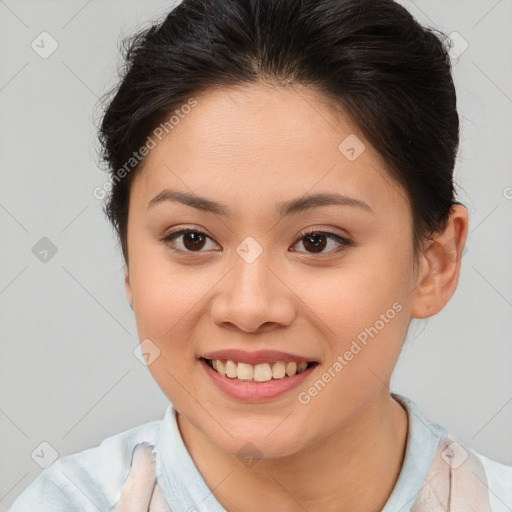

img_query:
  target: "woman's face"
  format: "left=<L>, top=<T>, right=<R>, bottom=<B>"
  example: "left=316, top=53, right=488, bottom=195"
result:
left=124, top=84, right=421, bottom=458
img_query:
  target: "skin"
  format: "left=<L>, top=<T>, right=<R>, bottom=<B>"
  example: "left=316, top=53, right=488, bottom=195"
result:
left=122, top=83, right=469, bottom=511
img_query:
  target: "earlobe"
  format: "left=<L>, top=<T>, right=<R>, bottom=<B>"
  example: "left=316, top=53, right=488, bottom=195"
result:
left=410, top=205, right=469, bottom=319
left=124, top=266, right=133, bottom=310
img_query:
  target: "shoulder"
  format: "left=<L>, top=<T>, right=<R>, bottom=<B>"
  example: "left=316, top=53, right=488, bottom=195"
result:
left=391, top=394, right=512, bottom=511
left=9, top=417, right=161, bottom=512
left=414, top=432, right=512, bottom=511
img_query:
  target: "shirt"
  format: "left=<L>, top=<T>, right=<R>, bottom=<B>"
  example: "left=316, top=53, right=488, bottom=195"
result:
left=8, top=392, right=512, bottom=511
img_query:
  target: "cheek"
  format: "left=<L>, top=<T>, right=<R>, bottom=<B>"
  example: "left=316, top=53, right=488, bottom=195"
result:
left=130, top=261, right=209, bottom=405
left=295, top=269, right=408, bottom=421
left=299, top=262, right=406, bottom=334
left=299, top=251, right=411, bottom=374
left=130, top=256, right=206, bottom=347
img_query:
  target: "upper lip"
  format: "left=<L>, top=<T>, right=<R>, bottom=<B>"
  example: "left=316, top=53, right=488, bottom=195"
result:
left=201, top=349, right=318, bottom=365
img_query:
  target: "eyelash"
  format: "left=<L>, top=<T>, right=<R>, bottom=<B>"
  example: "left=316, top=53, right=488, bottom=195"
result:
left=160, top=227, right=352, bottom=256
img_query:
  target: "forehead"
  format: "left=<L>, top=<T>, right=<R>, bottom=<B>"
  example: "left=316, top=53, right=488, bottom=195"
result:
left=131, top=84, right=410, bottom=218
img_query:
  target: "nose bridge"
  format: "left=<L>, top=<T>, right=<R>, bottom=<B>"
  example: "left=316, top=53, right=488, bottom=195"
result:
left=231, top=238, right=277, bottom=304
left=210, top=237, right=295, bottom=331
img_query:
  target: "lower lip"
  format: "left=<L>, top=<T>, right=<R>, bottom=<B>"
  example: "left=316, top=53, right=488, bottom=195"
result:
left=199, top=358, right=317, bottom=402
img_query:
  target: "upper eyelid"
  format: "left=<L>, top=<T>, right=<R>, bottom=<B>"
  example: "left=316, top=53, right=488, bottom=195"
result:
left=162, top=227, right=351, bottom=250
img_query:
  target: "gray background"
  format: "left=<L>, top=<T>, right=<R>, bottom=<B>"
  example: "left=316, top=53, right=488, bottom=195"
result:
left=1, top=0, right=511, bottom=509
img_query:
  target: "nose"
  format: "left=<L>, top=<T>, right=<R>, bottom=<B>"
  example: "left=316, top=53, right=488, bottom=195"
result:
left=209, top=250, right=296, bottom=333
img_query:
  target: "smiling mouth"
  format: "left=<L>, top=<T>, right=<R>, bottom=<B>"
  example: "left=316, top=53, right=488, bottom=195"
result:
left=202, top=358, right=319, bottom=383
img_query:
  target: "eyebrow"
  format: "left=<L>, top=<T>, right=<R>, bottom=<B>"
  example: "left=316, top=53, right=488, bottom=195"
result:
left=147, top=189, right=374, bottom=216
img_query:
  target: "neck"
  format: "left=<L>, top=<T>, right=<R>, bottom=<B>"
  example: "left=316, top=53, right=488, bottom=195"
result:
left=177, top=390, right=408, bottom=512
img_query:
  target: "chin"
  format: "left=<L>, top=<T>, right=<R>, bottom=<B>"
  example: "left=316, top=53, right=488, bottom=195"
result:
left=206, top=421, right=310, bottom=462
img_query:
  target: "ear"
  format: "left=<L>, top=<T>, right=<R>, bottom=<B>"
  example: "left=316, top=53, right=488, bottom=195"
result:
left=124, top=265, right=133, bottom=310
left=410, top=204, right=469, bottom=319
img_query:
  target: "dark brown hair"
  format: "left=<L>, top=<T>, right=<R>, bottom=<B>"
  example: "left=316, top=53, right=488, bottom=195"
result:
left=98, top=0, right=463, bottom=265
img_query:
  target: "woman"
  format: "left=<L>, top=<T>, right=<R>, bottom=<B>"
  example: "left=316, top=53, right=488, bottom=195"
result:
left=9, top=0, right=511, bottom=510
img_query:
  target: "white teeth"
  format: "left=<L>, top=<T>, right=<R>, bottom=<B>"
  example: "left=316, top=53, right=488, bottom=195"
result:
left=208, top=358, right=312, bottom=381
left=217, top=360, right=226, bottom=377
left=225, top=360, right=237, bottom=378
left=253, top=363, right=273, bottom=382
left=285, top=361, right=297, bottom=377
left=236, top=362, right=254, bottom=381
left=271, top=361, right=286, bottom=379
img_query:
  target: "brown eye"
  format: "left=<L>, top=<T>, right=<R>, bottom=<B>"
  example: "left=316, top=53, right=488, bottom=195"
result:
left=181, top=231, right=206, bottom=251
left=162, top=228, right=218, bottom=253
left=161, top=228, right=351, bottom=256
left=302, top=233, right=328, bottom=253
left=292, top=230, right=351, bottom=255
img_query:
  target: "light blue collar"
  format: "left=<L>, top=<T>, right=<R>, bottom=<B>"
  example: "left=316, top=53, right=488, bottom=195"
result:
left=155, top=404, right=226, bottom=511
left=382, top=393, right=446, bottom=511
left=154, top=393, right=446, bottom=511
